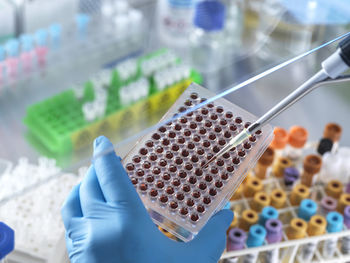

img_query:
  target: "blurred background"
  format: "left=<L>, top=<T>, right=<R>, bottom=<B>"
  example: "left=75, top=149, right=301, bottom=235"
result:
left=0, top=0, right=349, bottom=262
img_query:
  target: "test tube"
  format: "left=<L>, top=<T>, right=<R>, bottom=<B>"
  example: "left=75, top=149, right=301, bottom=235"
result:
left=290, top=184, right=310, bottom=206
left=320, top=196, right=337, bottom=214
left=239, top=209, right=259, bottom=231
left=300, top=215, right=326, bottom=261
left=34, top=29, right=49, bottom=67
left=76, top=13, right=91, bottom=40
left=243, top=224, right=266, bottom=263
left=317, top=138, right=333, bottom=156
left=341, top=206, right=350, bottom=254
left=258, top=206, right=278, bottom=226
left=269, top=127, right=288, bottom=152
left=270, top=189, right=287, bottom=209
left=263, top=219, right=282, bottom=263
left=243, top=177, right=263, bottom=197
left=0, top=222, right=15, bottom=262
left=254, top=147, right=274, bottom=179
left=325, top=180, right=343, bottom=199
left=283, top=167, right=299, bottom=189
left=272, top=157, right=292, bottom=178
left=49, top=23, right=62, bottom=49
left=298, top=199, right=317, bottom=221
left=225, top=228, right=247, bottom=263
left=285, top=126, right=308, bottom=162
left=5, top=39, right=20, bottom=77
left=337, top=193, right=350, bottom=213
left=323, top=123, right=342, bottom=153
left=20, top=34, right=34, bottom=72
left=251, top=192, right=270, bottom=212
left=322, top=211, right=343, bottom=258
left=300, top=154, right=322, bottom=187
left=286, top=218, right=307, bottom=240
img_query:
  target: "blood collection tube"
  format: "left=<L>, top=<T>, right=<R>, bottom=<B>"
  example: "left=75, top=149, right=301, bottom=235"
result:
left=323, top=123, right=342, bottom=153
left=272, top=157, right=292, bottom=178
left=283, top=167, right=299, bottom=189
left=239, top=209, right=259, bottom=231
left=243, top=177, right=263, bottom=198
left=243, top=224, right=266, bottom=263
left=270, top=127, right=288, bottom=151
left=290, top=184, right=310, bottom=206
left=227, top=227, right=246, bottom=251
left=258, top=206, right=278, bottom=226
left=0, top=222, right=14, bottom=262
left=20, top=34, right=34, bottom=73
left=337, top=193, right=350, bottom=213
left=286, top=218, right=307, bottom=240
left=263, top=219, right=282, bottom=263
left=325, top=180, right=343, bottom=199
left=341, top=206, right=350, bottom=255
left=230, top=184, right=243, bottom=200
left=298, top=199, right=317, bottom=221
left=49, top=23, right=62, bottom=49
left=254, top=147, right=274, bottom=179
left=317, top=138, right=333, bottom=156
left=270, top=189, right=287, bottom=209
left=300, top=215, right=326, bottom=261
left=320, top=196, right=337, bottom=214
left=251, top=192, right=270, bottom=212
left=34, top=29, right=49, bottom=67
left=322, top=211, right=343, bottom=258
left=5, top=39, right=20, bottom=77
left=300, top=154, right=322, bottom=187
left=285, top=126, right=308, bottom=162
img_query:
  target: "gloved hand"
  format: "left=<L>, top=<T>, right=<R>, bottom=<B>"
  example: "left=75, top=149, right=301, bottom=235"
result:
left=61, top=136, right=233, bottom=263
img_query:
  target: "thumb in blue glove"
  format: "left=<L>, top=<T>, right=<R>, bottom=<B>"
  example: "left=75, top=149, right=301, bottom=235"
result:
left=61, top=136, right=233, bottom=263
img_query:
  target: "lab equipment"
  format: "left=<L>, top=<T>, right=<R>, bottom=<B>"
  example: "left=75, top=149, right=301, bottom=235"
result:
left=298, top=199, right=317, bottom=221
left=0, top=222, right=14, bottom=262
left=34, top=29, right=48, bottom=67
left=24, top=49, right=202, bottom=154
left=270, top=189, right=286, bottom=209
left=204, top=33, right=350, bottom=168
left=264, top=219, right=282, bottom=263
left=157, top=0, right=195, bottom=48
left=258, top=206, right=278, bottom=226
left=254, top=147, right=274, bottom=179
left=227, top=227, right=246, bottom=251
left=244, top=177, right=263, bottom=197
left=62, top=136, right=233, bottom=263
left=122, top=83, right=273, bottom=241
left=251, top=192, right=270, bottom=212
left=190, top=0, right=226, bottom=73
left=239, top=210, right=259, bottom=231
left=322, top=211, right=344, bottom=258
left=19, top=34, right=34, bottom=72
left=283, top=167, right=299, bottom=189
left=300, top=154, right=322, bottom=187
left=320, top=196, right=337, bottom=214
left=337, top=193, right=350, bottom=213
left=290, top=184, right=310, bottom=206
left=285, top=126, right=308, bottom=162
left=244, top=224, right=266, bottom=263
left=323, top=123, right=342, bottom=153
left=272, top=156, right=292, bottom=178
left=325, top=180, right=343, bottom=199
left=342, top=206, right=350, bottom=254
left=5, top=39, right=19, bottom=77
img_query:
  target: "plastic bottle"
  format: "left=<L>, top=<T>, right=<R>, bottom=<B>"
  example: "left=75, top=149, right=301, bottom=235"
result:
left=157, top=0, right=195, bottom=48
left=190, top=0, right=226, bottom=73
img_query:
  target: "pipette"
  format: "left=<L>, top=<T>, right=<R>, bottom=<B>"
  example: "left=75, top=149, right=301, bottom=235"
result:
left=203, top=33, right=350, bottom=167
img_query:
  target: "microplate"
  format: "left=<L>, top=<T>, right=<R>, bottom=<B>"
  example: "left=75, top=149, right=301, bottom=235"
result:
left=123, top=83, right=273, bottom=241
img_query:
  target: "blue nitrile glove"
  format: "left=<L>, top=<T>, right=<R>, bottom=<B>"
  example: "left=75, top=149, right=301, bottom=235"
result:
left=61, top=136, right=233, bottom=263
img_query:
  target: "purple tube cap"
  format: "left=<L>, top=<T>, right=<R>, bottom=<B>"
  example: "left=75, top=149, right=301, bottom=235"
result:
left=344, top=206, right=350, bottom=229
left=227, top=228, right=246, bottom=251
left=265, top=219, right=283, bottom=243
left=321, top=196, right=337, bottom=212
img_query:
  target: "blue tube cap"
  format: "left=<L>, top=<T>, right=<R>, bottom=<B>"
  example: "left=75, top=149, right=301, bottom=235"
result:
left=5, top=39, right=19, bottom=57
left=247, top=224, right=266, bottom=248
left=49, top=24, right=62, bottom=38
left=35, top=29, right=48, bottom=47
left=326, top=211, right=344, bottom=233
left=298, top=199, right=317, bottom=221
left=0, top=222, right=14, bottom=260
left=20, top=34, right=33, bottom=52
left=259, top=206, right=279, bottom=226
left=194, top=0, right=225, bottom=31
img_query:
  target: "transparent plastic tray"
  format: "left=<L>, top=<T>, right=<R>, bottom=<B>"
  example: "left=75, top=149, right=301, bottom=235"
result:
left=122, top=83, right=273, bottom=241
